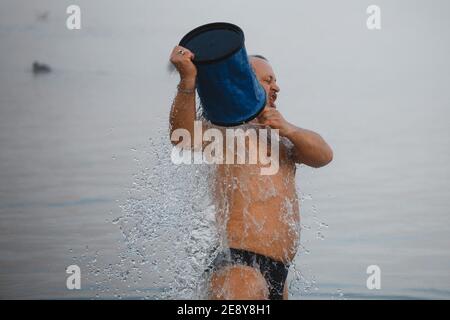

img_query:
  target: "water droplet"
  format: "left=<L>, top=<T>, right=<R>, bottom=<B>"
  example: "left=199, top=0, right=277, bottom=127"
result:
left=112, top=217, right=121, bottom=224
left=319, top=221, right=329, bottom=229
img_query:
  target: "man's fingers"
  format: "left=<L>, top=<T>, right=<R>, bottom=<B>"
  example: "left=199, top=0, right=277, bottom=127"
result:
left=258, top=107, right=271, bottom=118
left=182, top=48, right=195, bottom=61
left=172, top=46, right=194, bottom=58
left=259, top=108, right=276, bottom=120
left=258, top=108, right=283, bottom=128
left=169, top=45, right=198, bottom=79
left=185, top=51, right=195, bottom=61
left=170, top=46, right=196, bottom=66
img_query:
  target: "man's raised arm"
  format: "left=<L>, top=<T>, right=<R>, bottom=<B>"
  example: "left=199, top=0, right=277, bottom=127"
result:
left=284, top=126, right=333, bottom=168
left=169, top=46, right=197, bottom=147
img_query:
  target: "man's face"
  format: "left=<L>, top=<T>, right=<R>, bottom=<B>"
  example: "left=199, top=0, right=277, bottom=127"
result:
left=250, top=57, right=280, bottom=109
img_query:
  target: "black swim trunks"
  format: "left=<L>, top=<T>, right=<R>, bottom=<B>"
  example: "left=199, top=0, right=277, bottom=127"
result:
left=207, top=248, right=290, bottom=300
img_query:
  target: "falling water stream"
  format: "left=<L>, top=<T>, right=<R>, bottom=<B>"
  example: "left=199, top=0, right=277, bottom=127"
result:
left=79, top=117, right=329, bottom=299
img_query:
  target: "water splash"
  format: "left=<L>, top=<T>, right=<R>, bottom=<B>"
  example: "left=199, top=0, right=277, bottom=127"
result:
left=112, top=130, right=218, bottom=299
left=79, top=120, right=329, bottom=299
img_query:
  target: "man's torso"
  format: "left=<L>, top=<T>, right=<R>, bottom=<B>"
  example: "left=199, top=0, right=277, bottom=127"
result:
left=211, top=126, right=300, bottom=264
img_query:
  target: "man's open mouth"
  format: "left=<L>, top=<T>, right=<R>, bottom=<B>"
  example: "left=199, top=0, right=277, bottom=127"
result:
left=269, top=93, right=277, bottom=108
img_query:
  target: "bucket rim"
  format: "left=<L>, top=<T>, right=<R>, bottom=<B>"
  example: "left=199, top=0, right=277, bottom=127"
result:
left=179, top=22, right=245, bottom=64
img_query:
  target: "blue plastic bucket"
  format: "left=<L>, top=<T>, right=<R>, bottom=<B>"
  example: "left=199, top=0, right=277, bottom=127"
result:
left=179, top=22, right=267, bottom=127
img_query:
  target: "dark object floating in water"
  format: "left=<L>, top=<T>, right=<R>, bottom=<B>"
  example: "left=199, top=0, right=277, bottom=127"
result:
left=32, top=61, right=51, bottom=74
left=37, top=11, right=50, bottom=21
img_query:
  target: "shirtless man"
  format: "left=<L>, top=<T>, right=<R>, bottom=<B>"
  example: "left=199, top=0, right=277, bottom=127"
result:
left=169, top=46, right=333, bottom=300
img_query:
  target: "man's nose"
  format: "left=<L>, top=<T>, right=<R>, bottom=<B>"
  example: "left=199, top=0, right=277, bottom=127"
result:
left=272, top=83, right=280, bottom=93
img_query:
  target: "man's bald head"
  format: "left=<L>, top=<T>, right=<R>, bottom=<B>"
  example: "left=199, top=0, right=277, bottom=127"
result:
left=249, top=54, right=269, bottom=62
